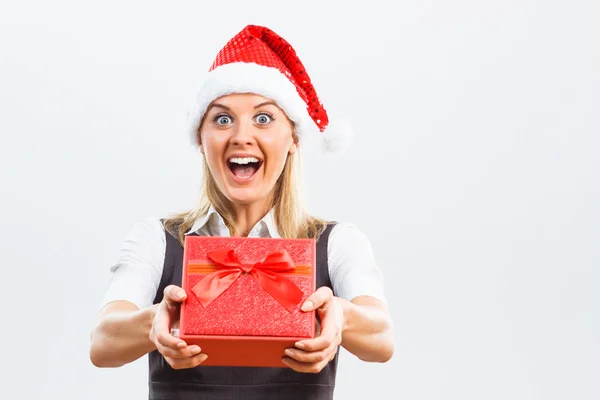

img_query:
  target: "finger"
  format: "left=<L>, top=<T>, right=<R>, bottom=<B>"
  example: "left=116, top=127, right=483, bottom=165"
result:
left=151, top=303, right=187, bottom=349
left=281, top=357, right=328, bottom=374
left=284, top=345, right=337, bottom=364
left=158, top=344, right=202, bottom=360
left=294, top=334, right=331, bottom=352
left=328, top=350, right=337, bottom=362
left=166, top=352, right=209, bottom=370
left=301, top=287, right=333, bottom=312
left=156, top=328, right=188, bottom=350
left=295, top=312, right=339, bottom=352
left=163, top=285, right=187, bottom=308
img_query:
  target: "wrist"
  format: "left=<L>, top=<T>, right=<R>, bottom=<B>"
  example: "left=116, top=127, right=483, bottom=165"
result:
left=336, top=297, right=353, bottom=336
left=144, top=304, right=159, bottom=326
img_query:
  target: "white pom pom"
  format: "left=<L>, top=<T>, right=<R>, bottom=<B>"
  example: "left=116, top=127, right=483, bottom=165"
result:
left=321, top=119, right=353, bottom=154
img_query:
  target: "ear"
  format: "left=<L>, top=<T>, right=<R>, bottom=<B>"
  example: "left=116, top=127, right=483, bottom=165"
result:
left=289, top=127, right=298, bottom=154
left=288, top=141, right=297, bottom=155
left=197, top=130, right=204, bottom=154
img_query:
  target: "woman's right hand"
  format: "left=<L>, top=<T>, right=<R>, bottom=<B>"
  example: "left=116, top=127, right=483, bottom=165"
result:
left=149, top=284, right=208, bottom=369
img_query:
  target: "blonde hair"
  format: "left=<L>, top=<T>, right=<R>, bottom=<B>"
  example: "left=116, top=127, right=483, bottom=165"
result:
left=163, top=126, right=327, bottom=245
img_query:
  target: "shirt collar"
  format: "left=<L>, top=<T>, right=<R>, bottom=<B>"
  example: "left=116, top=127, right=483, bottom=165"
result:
left=185, top=206, right=220, bottom=235
left=259, top=208, right=280, bottom=238
left=184, top=205, right=280, bottom=238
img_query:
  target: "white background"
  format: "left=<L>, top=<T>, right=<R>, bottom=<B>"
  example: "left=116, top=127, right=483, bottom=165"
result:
left=1, top=1, right=599, bottom=399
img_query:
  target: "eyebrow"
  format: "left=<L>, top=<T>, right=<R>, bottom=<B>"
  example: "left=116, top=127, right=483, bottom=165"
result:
left=254, top=101, right=277, bottom=109
left=207, top=101, right=277, bottom=112
left=208, top=103, right=230, bottom=111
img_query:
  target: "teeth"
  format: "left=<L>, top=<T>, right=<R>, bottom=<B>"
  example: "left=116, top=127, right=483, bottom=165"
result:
left=229, top=157, right=260, bottom=165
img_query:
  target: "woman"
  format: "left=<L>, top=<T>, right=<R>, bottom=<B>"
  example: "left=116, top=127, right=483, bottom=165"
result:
left=90, top=25, right=394, bottom=400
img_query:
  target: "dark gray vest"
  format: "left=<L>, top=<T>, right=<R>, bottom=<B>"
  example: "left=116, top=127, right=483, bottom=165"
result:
left=148, top=222, right=339, bottom=400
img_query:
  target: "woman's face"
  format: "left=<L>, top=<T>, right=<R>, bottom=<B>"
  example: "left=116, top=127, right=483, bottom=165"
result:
left=199, top=93, right=297, bottom=207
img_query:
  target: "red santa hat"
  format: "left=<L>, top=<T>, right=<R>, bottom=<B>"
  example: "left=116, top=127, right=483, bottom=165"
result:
left=186, top=25, right=352, bottom=154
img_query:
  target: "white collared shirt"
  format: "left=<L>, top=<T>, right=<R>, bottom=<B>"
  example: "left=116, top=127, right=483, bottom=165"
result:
left=101, top=207, right=388, bottom=310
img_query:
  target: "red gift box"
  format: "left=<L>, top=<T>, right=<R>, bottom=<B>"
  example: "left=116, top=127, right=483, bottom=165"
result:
left=179, top=236, right=317, bottom=368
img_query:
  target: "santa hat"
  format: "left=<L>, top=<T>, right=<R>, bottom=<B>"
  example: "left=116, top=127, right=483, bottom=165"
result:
left=186, top=25, right=352, bottom=154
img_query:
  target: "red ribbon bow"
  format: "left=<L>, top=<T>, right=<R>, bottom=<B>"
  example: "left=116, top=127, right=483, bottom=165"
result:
left=191, top=249, right=304, bottom=313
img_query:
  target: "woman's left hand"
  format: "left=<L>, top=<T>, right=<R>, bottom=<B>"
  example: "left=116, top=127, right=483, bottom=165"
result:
left=282, top=287, right=345, bottom=373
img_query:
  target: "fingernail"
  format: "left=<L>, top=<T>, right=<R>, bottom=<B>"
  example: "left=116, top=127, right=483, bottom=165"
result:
left=192, top=346, right=201, bottom=354
left=295, top=342, right=305, bottom=349
left=176, top=291, right=186, bottom=300
left=301, top=300, right=313, bottom=311
left=284, top=349, right=293, bottom=356
left=177, top=341, right=186, bottom=348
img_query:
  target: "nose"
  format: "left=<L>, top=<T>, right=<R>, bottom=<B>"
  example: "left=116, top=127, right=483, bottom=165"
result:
left=230, top=120, right=255, bottom=146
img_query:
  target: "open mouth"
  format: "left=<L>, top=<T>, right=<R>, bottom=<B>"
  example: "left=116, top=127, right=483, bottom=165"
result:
left=227, top=156, right=263, bottom=181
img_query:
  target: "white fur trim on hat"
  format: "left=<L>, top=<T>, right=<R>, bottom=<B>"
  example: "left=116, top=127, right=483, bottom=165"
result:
left=186, top=62, right=352, bottom=154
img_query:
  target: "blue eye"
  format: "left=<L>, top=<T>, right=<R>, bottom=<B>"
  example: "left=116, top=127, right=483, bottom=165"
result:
left=256, top=113, right=273, bottom=125
left=215, top=115, right=232, bottom=125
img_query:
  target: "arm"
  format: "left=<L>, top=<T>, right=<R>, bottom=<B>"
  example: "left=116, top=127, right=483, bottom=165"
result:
left=282, top=223, right=394, bottom=372
left=89, top=301, right=158, bottom=368
left=90, top=286, right=208, bottom=369
left=89, top=219, right=206, bottom=369
left=89, top=219, right=164, bottom=368
left=330, top=222, right=394, bottom=362
left=282, top=288, right=394, bottom=372
left=338, top=295, right=395, bottom=363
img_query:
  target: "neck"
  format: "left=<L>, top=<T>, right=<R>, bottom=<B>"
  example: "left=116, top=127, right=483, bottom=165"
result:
left=229, top=198, right=272, bottom=237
